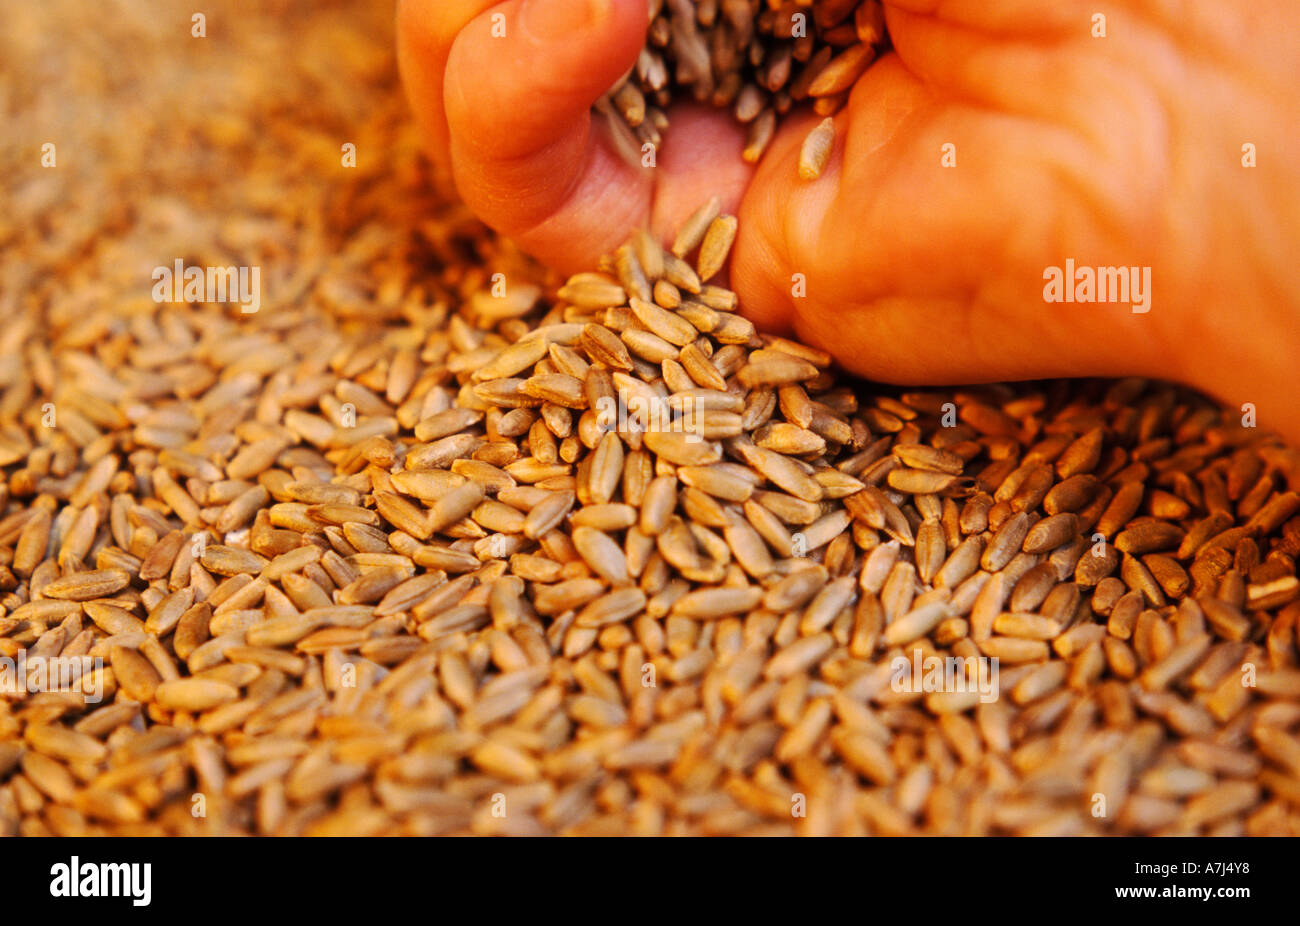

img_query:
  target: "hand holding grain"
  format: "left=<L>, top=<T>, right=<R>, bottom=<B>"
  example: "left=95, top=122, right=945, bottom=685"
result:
left=399, top=0, right=1300, bottom=442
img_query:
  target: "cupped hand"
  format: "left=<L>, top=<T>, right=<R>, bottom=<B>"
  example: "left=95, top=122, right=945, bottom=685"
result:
left=398, top=0, right=1300, bottom=440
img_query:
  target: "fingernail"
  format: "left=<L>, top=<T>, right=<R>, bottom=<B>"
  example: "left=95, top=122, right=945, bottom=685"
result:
left=522, top=0, right=612, bottom=43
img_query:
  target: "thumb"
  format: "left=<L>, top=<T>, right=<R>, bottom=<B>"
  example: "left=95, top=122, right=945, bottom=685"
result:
left=442, top=0, right=652, bottom=266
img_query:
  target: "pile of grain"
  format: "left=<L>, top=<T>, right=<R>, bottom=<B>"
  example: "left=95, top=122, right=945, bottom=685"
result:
left=3, top=0, right=1300, bottom=837
left=599, top=0, right=887, bottom=165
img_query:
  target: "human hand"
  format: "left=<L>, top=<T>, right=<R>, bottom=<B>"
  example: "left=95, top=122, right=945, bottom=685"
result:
left=398, top=0, right=1300, bottom=440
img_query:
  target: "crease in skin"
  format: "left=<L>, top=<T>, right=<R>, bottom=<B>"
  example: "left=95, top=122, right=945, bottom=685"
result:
left=1049, top=41, right=1175, bottom=221
left=785, top=296, right=933, bottom=383
left=849, top=104, right=1106, bottom=300
left=886, top=7, right=1125, bottom=127
left=822, top=115, right=968, bottom=289
left=453, top=117, right=596, bottom=230
left=731, top=201, right=796, bottom=335
left=988, top=148, right=1177, bottom=383
left=784, top=130, right=839, bottom=264
left=735, top=166, right=840, bottom=338
left=443, top=54, right=593, bottom=167
left=1028, top=57, right=1188, bottom=378
left=844, top=57, right=933, bottom=162
left=1094, top=24, right=1282, bottom=310
left=492, top=99, right=761, bottom=273
left=1119, top=0, right=1274, bottom=73
left=508, top=144, right=650, bottom=272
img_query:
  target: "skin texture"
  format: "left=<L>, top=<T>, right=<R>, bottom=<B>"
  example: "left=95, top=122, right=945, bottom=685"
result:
left=397, top=0, right=1300, bottom=443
